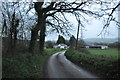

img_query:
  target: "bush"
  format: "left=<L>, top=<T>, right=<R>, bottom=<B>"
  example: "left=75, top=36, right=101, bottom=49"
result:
left=2, top=53, right=47, bottom=78
left=45, top=41, right=55, bottom=48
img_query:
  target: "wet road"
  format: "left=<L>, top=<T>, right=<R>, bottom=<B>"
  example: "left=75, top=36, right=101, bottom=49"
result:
left=44, top=51, right=100, bottom=79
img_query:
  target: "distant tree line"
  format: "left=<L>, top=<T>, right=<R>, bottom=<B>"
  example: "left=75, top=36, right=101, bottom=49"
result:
left=94, top=42, right=119, bottom=48
left=46, top=35, right=119, bottom=50
left=45, top=35, right=86, bottom=49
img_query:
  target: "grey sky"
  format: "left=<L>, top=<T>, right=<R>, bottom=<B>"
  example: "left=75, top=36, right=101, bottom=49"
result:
left=45, top=12, right=118, bottom=41
left=0, top=0, right=119, bottom=41
left=45, top=18, right=118, bottom=41
left=45, top=0, right=119, bottom=41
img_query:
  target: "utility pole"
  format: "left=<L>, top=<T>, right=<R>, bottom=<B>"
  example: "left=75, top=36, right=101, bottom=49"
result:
left=75, top=20, right=80, bottom=50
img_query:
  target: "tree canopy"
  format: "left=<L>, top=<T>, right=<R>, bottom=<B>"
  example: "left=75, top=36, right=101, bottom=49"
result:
left=1, top=0, right=120, bottom=55
left=56, top=35, right=65, bottom=44
left=69, top=35, right=76, bottom=48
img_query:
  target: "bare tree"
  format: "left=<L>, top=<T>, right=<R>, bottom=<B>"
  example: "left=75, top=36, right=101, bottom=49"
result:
left=29, top=0, right=120, bottom=55
left=1, top=2, right=35, bottom=56
left=2, top=1, right=119, bottom=55
left=2, top=2, right=20, bottom=55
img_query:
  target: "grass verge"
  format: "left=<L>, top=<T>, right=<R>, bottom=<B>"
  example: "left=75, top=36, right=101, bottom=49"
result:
left=65, top=48, right=119, bottom=78
left=2, top=48, right=64, bottom=78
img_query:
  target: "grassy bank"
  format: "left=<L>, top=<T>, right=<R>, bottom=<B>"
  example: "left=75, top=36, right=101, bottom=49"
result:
left=65, top=48, right=119, bottom=78
left=2, top=48, right=64, bottom=78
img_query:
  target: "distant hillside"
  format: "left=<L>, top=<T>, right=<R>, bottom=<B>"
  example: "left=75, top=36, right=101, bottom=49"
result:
left=83, top=38, right=118, bottom=44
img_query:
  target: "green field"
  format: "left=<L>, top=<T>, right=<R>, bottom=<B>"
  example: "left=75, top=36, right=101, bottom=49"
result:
left=88, top=48, right=118, bottom=56
left=65, top=48, right=119, bottom=78
left=88, top=48, right=119, bottom=60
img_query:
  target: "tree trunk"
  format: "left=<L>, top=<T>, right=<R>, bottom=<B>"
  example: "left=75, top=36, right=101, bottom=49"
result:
left=29, top=15, right=46, bottom=55
left=8, top=28, right=14, bottom=57
left=29, top=25, right=39, bottom=55
left=13, top=19, right=19, bottom=52
left=76, top=20, right=80, bottom=50
left=39, top=15, right=46, bottom=55
left=29, top=2, right=45, bottom=55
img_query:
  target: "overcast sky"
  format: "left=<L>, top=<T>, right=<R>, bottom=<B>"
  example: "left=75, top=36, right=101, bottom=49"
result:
left=45, top=11, right=119, bottom=41
left=45, top=0, right=119, bottom=41
left=0, top=1, right=119, bottom=41
left=45, top=18, right=118, bottom=41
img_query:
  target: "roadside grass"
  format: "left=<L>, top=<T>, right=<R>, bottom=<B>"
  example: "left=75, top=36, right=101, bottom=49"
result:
left=46, top=48, right=61, bottom=51
left=46, top=48, right=65, bottom=55
left=2, top=53, right=47, bottom=78
left=2, top=48, right=64, bottom=78
left=65, top=48, right=119, bottom=78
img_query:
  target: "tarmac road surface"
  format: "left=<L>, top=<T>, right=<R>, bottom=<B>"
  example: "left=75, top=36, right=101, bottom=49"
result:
left=44, top=51, right=100, bottom=79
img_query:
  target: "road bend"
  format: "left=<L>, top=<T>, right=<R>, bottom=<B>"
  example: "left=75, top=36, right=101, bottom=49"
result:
left=44, top=51, right=101, bottom=79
